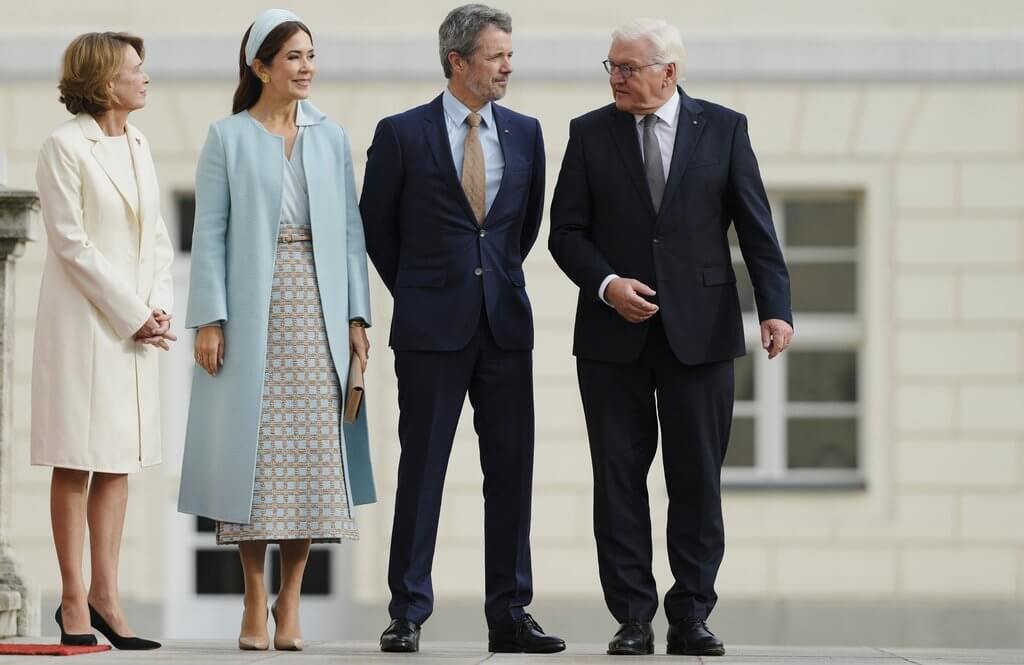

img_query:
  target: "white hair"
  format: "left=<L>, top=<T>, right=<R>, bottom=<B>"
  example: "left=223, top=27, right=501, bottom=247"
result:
left=611, top=18, right=687, bottom=77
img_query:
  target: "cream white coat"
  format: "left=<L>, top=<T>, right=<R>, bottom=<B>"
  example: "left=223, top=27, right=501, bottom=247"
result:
left=31, top=114, right=174, bottom=473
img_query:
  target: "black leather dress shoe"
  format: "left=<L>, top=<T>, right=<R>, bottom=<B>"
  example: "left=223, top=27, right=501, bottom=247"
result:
left=607, top=620, right=654, bottom=655
left=667, top=618, right=725, bottom=656
left=488, top=614, right=566, bottom=653
left=380, top=618, right=420, bottom=653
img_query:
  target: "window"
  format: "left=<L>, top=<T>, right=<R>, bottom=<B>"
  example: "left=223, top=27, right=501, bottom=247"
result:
left=175, top=191, right=195, bottom=252
left=195, top=549, right=245, bottom=594
left=270, top=550, right=332, bottom=596
left=724, top=193, right=863, bottom=488
left=192, top=517, right=332, bottom=595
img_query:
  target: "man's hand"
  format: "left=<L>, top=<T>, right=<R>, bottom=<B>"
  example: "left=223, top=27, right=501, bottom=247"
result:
left=761, top=319, right=793, bottom=359
left=605, top=277, right=659, bottom=323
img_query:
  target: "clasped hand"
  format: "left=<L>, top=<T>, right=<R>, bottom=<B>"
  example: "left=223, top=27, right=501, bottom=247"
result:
left=133, top=309, right=177, bottom=350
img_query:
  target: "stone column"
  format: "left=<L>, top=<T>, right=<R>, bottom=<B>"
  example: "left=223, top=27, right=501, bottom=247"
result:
left=0, top=186, right=39, bottom=637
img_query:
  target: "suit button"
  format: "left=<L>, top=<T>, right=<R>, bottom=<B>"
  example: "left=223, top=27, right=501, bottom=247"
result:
left=474, top=267, right=483, bottom=276
left=479, top=229, right=487, bottom=238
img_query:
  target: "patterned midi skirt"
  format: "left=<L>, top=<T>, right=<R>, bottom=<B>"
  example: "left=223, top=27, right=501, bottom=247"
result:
left=216, top=225, right=359, bottom=544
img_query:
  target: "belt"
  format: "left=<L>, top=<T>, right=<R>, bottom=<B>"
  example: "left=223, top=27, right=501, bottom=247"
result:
left=279, top=231, right=313, bottom=243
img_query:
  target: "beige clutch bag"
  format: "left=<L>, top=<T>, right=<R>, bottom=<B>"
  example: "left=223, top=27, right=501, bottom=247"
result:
left=344, top=352, right=364, bottom=424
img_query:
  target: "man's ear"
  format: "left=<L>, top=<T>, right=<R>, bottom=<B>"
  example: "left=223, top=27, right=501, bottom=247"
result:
left=664, top=62, right=677, bottom=87
left=447, top=51, right=464, bottom=74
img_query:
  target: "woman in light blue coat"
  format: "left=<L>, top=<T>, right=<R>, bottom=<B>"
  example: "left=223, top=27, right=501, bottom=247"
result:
left=178, top=9, right=374, bottom=651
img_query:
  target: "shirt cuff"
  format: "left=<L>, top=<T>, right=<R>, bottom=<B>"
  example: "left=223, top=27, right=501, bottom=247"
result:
left=598, top=274, right=619, bottom=306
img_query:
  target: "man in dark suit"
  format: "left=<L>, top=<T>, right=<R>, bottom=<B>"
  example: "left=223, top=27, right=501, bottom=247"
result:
left=549, top=18, right=794, bottom=657
left=360, top=3, right=564, bottom=655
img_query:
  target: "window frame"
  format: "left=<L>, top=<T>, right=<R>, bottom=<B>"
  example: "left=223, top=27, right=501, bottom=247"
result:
left=723, top=191, right=865, bottom=490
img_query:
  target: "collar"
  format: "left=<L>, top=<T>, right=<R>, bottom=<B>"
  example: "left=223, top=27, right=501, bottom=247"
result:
left=633, top=88, right=680, bottom=128
left=442, top=87, right=494, bottom=129
left=295, top=100, right=326, bottom=127
left=76, top=113, right=143, bottom=143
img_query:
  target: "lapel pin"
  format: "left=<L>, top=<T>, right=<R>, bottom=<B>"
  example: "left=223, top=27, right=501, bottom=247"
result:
left=503, top=128, right=510, bottom=134
left=135, top=137, right=142, bottom=146
left=692, top=120, right=698, bottom=125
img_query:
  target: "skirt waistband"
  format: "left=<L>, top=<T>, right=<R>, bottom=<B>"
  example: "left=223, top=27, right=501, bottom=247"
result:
left=278, top=228, right=313, bottom=243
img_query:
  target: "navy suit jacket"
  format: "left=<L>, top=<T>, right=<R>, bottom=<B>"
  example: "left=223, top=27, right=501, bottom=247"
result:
left=360, top=95, right=545, bottom=352
left=549, top=89, right=792, bottom=365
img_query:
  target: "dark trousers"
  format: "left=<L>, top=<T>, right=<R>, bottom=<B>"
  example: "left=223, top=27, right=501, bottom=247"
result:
left=387, top=313, right=534, bottom=628
left=577, top=317, right=734, bottom=624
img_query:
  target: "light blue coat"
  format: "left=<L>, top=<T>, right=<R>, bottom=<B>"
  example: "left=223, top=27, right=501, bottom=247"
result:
left=178, top=101, right=375, bottom=524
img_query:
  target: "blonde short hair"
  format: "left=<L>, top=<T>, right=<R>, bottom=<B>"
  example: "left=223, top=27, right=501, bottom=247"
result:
left=58, top=32, right=145, bottom=115
left=612, top=18, right=686, bottom=75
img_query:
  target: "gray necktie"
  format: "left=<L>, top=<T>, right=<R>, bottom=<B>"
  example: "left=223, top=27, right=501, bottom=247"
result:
left=642, top=114, right=665, bottom=212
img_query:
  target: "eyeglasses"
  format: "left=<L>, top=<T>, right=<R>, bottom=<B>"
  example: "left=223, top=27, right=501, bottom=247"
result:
left=603, top=59, right=660, bottom=79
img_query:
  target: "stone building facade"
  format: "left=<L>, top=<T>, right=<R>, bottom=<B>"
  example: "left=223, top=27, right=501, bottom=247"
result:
left=0, top=0, right=1021, bottom=645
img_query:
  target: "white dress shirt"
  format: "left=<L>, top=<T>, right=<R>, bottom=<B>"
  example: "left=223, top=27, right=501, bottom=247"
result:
left=599, top=89, right=682, bottom=305
left=442, top=87, right=505, bottom=215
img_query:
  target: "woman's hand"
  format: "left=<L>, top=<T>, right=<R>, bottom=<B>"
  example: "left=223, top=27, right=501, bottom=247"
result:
left=134, top=311, right=162, bottom=339
left=135, top=309, right=177, bottom=350
left=195, top=325, right=225, bottom=376
left=350, top=323, right=369, bottom=373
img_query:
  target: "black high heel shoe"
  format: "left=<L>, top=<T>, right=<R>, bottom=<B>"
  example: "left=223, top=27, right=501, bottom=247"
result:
left=55, top=605, right=97, bottom=646
left=88, top=604, right=161, bottom=650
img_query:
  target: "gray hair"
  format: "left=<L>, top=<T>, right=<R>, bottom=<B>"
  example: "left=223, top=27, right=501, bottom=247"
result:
left=439, top=4, right=512, bottom=79
left=612, top=18, right=687, bottom=76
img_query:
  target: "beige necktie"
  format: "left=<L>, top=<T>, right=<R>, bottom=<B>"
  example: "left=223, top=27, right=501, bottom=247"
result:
left=461, top=112, right=486, bottom=225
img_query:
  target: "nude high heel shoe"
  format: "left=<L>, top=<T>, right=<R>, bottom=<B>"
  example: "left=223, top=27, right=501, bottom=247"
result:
left=238, top=604, right=269, bottom=651
left=271, top=603, right=305, bottom=651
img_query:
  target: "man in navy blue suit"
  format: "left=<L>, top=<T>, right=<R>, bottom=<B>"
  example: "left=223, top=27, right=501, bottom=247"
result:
left=360, top=3, right=563, bottom=655
left=550, top=19, right=794, bottom=657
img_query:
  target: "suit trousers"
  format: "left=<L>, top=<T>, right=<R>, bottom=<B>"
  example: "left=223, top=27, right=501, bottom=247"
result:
left=388, top=310, right=535, bottom=627
left=577, top=316, right=734, bottom=624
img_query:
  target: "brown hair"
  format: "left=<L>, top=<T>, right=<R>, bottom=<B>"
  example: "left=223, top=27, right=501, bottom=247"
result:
left=232, top=21, right=312, bottom=115
left=58, top=32, right=144, bottom=115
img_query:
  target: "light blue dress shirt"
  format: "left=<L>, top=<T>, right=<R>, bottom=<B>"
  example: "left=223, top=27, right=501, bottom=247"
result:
left=442, top=87, right=505, bottom=215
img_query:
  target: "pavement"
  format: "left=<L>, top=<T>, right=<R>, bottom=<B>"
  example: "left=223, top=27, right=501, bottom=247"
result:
left=1, top=642, right=1024, bottom=664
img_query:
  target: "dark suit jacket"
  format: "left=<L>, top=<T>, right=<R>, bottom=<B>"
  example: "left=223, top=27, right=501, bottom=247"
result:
left=360, top=94, right=545, bottom=352
left=549, top=88, right=792, bottom=366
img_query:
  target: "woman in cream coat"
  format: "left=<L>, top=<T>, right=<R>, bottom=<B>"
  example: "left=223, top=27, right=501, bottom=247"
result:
left=32, top=31, right=173, bottom=649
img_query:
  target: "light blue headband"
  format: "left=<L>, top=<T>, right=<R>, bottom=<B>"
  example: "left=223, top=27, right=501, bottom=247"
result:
left=245, top=8, right=302, bottom=66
